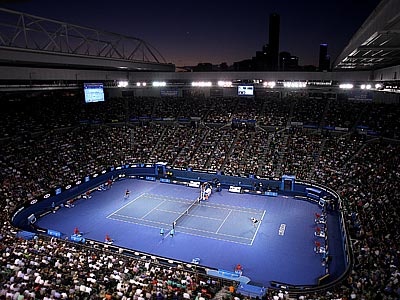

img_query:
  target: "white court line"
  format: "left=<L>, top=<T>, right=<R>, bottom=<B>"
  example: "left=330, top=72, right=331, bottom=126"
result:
left=216, top=210, right=232, bottom=233
left=141, top=199, right=167, bottom=219
left=113, top=213, right=137, bottom=219
left=177, top=227, right=251, bottom=246
left=186, top=213, right=223, bottom=222
left=260, top=209, right=266, bottom=221
left=111, top=214, right=169, bottom=226
left=111, top=211, right=252, bottom=243
left=108, top=193, right=259, bottom=244
left=198, top=202, right=265, bottom=214
left=106, top=194, right=144, bottom=218
left=177, top=223, right=252, bottom=240
left=143, top=193, right=264, bottom=214
left=250, top=209, right=266, bottom=245
left=144, top=193, right=197, bottom=202
left=151, top=208, right=181, bottom=215
left=108, top=216, right=169, bottom=228
left=154, top=208, right=224, bottom=222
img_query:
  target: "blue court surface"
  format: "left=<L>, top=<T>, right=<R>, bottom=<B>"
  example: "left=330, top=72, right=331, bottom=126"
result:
left=36, top=179, right=345, bottom=286
left=108, top=192, right=265, bottom=245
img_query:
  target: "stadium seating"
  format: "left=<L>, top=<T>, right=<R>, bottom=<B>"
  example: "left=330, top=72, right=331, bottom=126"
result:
left=0, top=93, right=399, bottom=299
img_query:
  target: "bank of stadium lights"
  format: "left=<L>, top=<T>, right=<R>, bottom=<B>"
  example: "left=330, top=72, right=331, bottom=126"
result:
left=117, top=80, right=129, bottom=88
left=217, top=81, right=232, bottom=87
left=339, top=83, right=354, bottom=89
left=360, top=84, right=372, bottom=90
left=191, top=81, right=212, bottom=87
left=152, top=81, right=166, bottom=87
left=308, top=81, right=332, bottom=86
left=263, top=81, right=276, bottom=88
left=136, top=82, right=147, bottom=87
left=283, top=81, right=307, bottom=88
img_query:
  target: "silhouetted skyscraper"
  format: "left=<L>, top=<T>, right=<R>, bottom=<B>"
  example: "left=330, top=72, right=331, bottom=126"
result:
left=269, top=13, right=280, bottom=71
left=319, top=43, right=330, bottom=71
left=279, top=51, right=299, bottom=71
left=233, top=13, right=281, bottom=71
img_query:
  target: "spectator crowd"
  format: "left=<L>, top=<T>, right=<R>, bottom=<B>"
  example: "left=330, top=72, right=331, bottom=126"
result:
left=0, top=92, right=399, bottom=299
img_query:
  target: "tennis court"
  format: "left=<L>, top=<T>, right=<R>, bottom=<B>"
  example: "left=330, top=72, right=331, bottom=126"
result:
left=107, top=193, right=266, bottom=245
left=35, top=179, right=343, bottom=286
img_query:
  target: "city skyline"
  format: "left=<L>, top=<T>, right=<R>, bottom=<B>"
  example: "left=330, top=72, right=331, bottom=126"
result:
left=1, top=0, right=382, bottom=67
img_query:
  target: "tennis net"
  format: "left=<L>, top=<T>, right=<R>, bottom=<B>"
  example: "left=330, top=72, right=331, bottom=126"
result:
left=172, top=198, right=199, bottom=229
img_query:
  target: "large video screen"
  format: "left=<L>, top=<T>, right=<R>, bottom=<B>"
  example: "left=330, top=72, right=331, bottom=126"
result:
left=238, top=85, right=254, bottom=96
left=84, top=83, right=105, bottom=103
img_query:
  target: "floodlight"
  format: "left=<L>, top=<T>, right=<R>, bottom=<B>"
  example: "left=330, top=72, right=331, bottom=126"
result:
left=117, top=81, right=129, bottom=88
left=191, top=81, right=212, bottom=87
left=339, top=83, right=353, bottom=89
left=152, top=81, right=166, bottom=87
left=283, top=81, right=306, bottom=88
left=217, top=81, right=232, bottom=87
left=263, top=81, right=276, bottom=88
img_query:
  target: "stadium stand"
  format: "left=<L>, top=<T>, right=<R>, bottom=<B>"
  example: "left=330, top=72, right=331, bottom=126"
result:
left=0, top=92, right=399, bottom=299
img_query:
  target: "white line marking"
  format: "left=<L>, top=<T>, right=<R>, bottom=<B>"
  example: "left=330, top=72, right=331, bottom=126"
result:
left=113, top=213, right=171, bottom=224
left=144, top=193, right=196, bottom=201
left=110, top=214, right=252, bottom=244
left=186, top=213, right=224, bottom=222
left=260, top=209, right=266, bottom=221
left=108, top=192, right=261, bottom=245
left=200, top=202, right=263, bottom=214
left=106, top=194, right=144, bottom=218
left=177, top=228, right=251, bottom=246
left=108, top=216, right=169, bottom=228
left=251, top=209, right=266, bottom=245
left=216, top=210, right=232, bottom=233
left=141, top=199, right=167, bottom=219
left=148, top=208, right=181, bottom=215
left=176, top=224, right=252, bottom=240
left=142, top=193, right=264, bottom=214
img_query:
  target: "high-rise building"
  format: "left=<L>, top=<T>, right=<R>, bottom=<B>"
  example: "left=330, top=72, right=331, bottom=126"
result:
left=269, top=13, right=280, bottom=71
left=319, top=43, right=330, bottom=71
left=233, top=13, right=281, bottom=71
left=279, top=51, right=299, bottom=71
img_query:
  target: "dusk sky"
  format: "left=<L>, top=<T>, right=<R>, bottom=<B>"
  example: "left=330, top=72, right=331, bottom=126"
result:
left=1, top=0, right=382, bottom=67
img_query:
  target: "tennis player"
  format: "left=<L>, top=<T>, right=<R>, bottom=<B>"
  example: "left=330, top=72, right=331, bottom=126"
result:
left=251, top=217, right=259, bottom=227
left=105, top=234, right=113, bottom=244
left=73, top=227, right=81, bottom=236
left=235, top=263, right=243, bottom=275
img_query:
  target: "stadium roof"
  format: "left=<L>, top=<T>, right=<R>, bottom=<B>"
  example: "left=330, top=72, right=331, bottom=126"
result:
left=0, top=8, right=175, bottom=72
left=334, top=0, right=400, bottom=71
